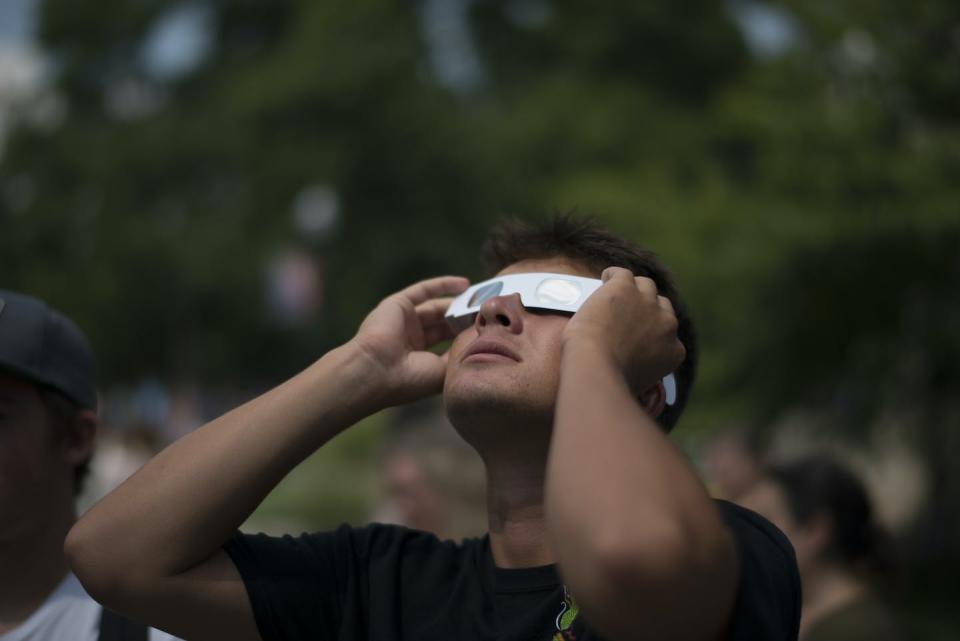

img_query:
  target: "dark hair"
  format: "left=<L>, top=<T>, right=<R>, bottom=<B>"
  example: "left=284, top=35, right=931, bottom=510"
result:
left=38, top=386, right=92, bottom=495
left=768, top=456, right=886, bottom=569
left=481, top=214, right=697, bottom=431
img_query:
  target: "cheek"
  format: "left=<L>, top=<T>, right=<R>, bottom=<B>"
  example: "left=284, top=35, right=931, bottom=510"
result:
left=443, top=330, right=478, bottom=384
left=0, top=431, right=55, bottom=501
left=536, top=317, right=569, bottom=361
left=527, top=319, right=568, bottom=394
left=446, top=330, right=474, bottom=363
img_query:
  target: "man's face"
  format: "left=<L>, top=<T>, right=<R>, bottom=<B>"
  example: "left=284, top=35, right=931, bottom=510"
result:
left=0, top=372, right=77, bottom=541
left=443, top=256, right=596, bottom=436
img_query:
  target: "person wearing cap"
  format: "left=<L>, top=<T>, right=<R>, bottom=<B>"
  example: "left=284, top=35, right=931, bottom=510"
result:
left=67, top=217, right=800, bottom=641
left=0, top=290, right=180, bottom=641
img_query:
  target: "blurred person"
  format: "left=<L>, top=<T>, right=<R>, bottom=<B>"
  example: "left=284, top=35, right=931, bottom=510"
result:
left=375, top=409, right=487, bottom=541
left=739, top=455, right=903, bottom=641
left=377, top=446, right=444, bottom=533
left=67, top=216, right=800, bottom=641
left=0, top=290, right=180, bottom=641
left=81, top=424, right=159, bottom=511
left=701, top=426, right=765, bottom=501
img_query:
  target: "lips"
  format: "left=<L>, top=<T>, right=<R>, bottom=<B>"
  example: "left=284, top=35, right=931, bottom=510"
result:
left=461, top=338, right=521, bottom=363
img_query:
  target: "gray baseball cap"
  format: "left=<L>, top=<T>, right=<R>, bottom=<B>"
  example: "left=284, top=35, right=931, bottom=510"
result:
left=0, top=289, right=97, bottom=411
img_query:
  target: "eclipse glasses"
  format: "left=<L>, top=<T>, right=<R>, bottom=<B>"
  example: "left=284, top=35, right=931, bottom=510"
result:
left=445, top=272, right=677, bottom=406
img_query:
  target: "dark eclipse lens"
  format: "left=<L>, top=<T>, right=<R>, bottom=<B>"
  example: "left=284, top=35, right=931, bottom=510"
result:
left=467, top=281, right=503, bottom=307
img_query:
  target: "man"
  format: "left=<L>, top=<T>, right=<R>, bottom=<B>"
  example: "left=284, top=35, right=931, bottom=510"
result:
left=739, top=455, right=903, bottom=641
left=0, top=289, right=180, bottom=641
left=67, top=217, right=801, bottom=640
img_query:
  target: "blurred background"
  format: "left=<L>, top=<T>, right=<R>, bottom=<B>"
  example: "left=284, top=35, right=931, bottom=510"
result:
left=1, top=0, right=957, bottom=637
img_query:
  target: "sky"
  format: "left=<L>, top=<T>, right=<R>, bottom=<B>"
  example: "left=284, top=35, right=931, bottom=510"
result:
left=0, top=0, right=801, bottom=86
left=0, top=0, right=37, bottom=47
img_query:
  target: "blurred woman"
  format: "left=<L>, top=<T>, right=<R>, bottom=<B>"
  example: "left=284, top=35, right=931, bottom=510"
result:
left=739, top=455, right=903, bottom=641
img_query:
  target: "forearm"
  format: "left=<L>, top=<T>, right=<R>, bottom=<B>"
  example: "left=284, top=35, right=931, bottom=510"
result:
left=548, top=344, right=720, bottom=547
left=546, top=344, right=736, bottom=640
left=67, top=342, right=383, bottom=585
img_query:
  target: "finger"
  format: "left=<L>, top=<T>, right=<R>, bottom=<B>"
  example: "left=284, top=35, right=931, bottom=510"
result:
left=601, top=266, right=633, bottom=283
left=423, top=323, right=457, bottom=347
left=404, top=352, right=447, bottom=395
left=415, top=297, right=456, bottom=325
left=673, top=339, right=687, bottom=368
left=633, top=276, right=658, bottom=296
left=397, top=276, right=470, bottom=306
left=657, top=295, right=675, bottom=315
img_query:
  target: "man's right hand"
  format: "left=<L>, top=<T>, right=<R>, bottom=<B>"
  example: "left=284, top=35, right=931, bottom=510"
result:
left=67, top=274, right=468, bottom=641
left=351, top=275, right=469, bottom=406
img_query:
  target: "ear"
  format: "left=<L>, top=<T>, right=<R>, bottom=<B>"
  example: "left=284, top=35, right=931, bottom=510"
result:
left=62, top=409, right=97, bottom=467
left=638, top=382, right=666, bottom=420
left=803, top=512, right=834, bottom=560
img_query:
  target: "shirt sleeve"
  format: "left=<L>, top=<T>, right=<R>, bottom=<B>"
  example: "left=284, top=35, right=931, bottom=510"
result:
left=223, top=525, right=357, bottom=641
left=716, top=499, right=802, bottom=641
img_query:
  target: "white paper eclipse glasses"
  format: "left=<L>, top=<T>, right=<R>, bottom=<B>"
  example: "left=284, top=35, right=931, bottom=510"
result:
left=445, top=272, right=678, bottom=406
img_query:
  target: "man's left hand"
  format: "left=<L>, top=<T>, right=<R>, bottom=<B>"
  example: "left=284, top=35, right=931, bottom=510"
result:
left=561, top=267, right=685, bottom=393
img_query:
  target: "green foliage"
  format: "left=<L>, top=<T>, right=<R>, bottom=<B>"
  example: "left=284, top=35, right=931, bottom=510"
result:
left=739, top=225, right=959, bottom=421
left=247, top=412, right=387, bottom=532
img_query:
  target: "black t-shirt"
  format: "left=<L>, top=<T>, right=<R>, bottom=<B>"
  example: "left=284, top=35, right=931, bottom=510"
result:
left=225, top=500, right=800, bottom=641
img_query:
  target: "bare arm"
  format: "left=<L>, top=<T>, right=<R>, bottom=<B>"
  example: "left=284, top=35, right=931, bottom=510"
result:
left=65, top=276, right=468, bottom=641
left=546, top=268, right=738, bottom=641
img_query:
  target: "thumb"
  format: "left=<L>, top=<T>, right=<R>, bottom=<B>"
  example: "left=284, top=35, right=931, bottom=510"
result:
left=405, top=351, right=447, bottom=394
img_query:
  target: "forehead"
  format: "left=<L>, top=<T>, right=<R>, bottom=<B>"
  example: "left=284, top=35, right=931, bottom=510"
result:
left=0, top=371, right=42, bottom=405
left=496, top=256, right=598, bottom=279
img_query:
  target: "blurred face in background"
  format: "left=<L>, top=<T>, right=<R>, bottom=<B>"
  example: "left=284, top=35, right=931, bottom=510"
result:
left=702, top=432, right=764, bottom=501
left=0, top=372, right=91, bottom=543
left=381, top=449, right=445, bottom=535
left=739, top=478, right=824, bottom=577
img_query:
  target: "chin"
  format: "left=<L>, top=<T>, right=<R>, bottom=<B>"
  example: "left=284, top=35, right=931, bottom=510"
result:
left=444, top=379, right=555, bottom=442
left=444, top=382, right=512, bottom=424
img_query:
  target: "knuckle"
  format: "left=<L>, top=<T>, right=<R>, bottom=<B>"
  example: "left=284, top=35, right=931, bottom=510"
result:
left=660, top=308, right=678, bottom=331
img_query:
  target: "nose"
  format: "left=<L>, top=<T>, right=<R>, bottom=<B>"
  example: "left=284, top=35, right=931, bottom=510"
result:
left=474, top=293, right=524, bottom=334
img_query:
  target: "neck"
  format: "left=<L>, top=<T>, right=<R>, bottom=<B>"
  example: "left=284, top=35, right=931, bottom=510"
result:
left=0, top=501, right=76, bottom=634
left=483, top=452, right=555, bottom=568
left=451, top=407, right=556, bottom=568
left=799, top=563, right=866, bottom=640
